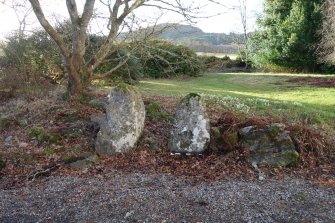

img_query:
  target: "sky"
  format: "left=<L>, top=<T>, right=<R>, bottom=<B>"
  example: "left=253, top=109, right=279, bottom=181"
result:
left=0, top=0, right=263, bottom=40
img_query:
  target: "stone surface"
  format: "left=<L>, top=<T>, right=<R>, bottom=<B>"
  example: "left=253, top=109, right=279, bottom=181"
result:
left=18, top=142, right=29, bottom=148
left=68, top=155, right=100, bottom=169
left=4, top=136, right=12, bottom=142
left=95, top=85, right=145, bottom=155
left=89, top=99, right=106, bottom=110
left=169, top=94, right=210, bottom=154
left=239, top=123, right=299, bottom=167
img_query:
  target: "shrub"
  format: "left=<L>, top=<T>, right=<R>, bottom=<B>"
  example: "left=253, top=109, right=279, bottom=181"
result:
left=86, top=35, right=143, bottom=82
left=139, top=40, right=204, bottom=78
left=0, top=32, right=62, bottom=99
left=199, top=55, right=246, bottom=71
left=0, top=32, right=64, bottom=83
left=1, top=32, right=203, bottom=90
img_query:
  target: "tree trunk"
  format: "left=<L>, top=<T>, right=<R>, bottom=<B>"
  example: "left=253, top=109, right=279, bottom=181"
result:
left=64, top=57, right=84, bottom=98
left=67, top=71, right=83, bottom=97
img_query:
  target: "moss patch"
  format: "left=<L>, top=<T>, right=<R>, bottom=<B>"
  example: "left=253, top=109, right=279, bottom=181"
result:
left=0, top=116, right=9, bottom=129
left=146, top=102, right=170, bottom=121
left=44, top=147, right=65, bottom=156
left=227, top=131, right=239, bottom=145
left=0, top=153, right=6, bottom=170
left=282, top=150, right=300, bottom=167
left=16, top=119, right=29, bottom=127
left=29, top=127, right=48, bottom=143
left=116, top=83, right=138, bottom=93
left=187, top=93, right=201, bottom=99
left=48, top=133, right=62, bottom=144
left=62, top=155, right=80, bottom=164
left=181, top=141, right=191, bottom=149
left=269, top=125, right=281, bottom=139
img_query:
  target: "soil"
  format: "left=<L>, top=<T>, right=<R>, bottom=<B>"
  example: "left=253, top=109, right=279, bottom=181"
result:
left=287, top=76, right=335, bottom=88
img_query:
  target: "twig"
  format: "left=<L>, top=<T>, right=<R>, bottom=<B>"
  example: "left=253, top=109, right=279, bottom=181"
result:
left=28, top=163, right=60, bottom=181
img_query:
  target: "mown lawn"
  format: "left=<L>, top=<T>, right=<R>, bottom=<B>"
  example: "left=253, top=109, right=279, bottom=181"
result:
left=139, top=73, right=335, bottom=126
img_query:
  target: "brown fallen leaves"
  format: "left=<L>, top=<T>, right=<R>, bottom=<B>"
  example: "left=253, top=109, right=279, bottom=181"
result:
left=0, top=92, right=334, bottom=190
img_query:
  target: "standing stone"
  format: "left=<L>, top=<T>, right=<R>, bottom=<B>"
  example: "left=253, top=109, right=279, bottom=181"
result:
left=169, top=93, right=210, bottom=154
left=239, top=123, right=299, bottom=167
left=95, top=84, right=145, bottom=155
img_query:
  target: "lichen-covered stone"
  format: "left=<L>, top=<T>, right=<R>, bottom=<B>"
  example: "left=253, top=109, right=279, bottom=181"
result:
left=169, top=93, right=210, bottom=154
left=95, top=85, right=145, bottom=155
left=239, top=123, right=299, bottom=167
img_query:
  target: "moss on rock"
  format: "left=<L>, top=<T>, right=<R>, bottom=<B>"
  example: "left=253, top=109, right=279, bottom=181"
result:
left=115, top=83, right=138, bottom=93
left=282, top=150, right=300, bottom=167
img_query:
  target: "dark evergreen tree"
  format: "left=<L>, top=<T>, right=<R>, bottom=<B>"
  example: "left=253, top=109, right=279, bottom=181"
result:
left=249, top=0, right=322, bottom=71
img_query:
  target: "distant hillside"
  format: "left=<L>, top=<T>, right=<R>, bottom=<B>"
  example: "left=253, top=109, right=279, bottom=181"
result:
left=122, top=23, right=245, bottom=54
left=156, top=24, right=243, bottom=44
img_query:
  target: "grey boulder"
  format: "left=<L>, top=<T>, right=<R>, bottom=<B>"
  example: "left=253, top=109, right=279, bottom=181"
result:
left=95, top=85, right=145, bottom=155
left=239, top=123, right=299, bottom=167
left=169, top=94, right=210, bottom=154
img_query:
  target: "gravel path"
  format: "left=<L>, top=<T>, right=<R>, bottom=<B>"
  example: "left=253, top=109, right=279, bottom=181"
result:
left=1, top=173, right=334, bottom=223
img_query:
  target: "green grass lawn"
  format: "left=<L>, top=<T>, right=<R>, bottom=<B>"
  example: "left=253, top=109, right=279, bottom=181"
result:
left=138, top=72, right=335, bottom=126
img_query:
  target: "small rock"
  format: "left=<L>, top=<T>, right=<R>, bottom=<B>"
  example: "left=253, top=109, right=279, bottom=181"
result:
left=19, top=142, right=29, bottom=148
left=17, top=119, right=29, bottom=127
left=67, top=154, right=100, bottom=169
left=124, top=210, right=135, bottom=219
left=5, top=136, right=13, bottom=142
left=82, top=168, right=89, bottom=174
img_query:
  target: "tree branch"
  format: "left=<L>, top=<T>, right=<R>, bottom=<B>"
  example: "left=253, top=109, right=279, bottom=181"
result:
left=92, top=53, right=131, bottom=80
left=28, top=0, right=70, bottom=58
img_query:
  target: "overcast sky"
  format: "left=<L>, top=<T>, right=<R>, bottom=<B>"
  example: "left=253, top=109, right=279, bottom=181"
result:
left=0, top=0, right=263, bottom=39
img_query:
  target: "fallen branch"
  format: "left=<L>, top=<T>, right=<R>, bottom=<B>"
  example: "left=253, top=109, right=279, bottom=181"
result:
left=28, top=163, right=60, bottom=181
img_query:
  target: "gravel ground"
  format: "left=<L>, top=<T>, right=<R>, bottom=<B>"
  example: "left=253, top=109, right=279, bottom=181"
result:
left=1, top=172, right=334, bottom=223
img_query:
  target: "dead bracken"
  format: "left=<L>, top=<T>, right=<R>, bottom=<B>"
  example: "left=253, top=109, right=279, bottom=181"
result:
left=287, top=77, right=335, bottom=88
left=0, top=91, right=334, bottom=190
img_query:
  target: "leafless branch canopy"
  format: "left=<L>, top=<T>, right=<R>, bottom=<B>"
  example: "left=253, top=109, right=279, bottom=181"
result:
left=318, top=0, right=335, bottom=64
left=26, top=0, right=223, bottom=96
left=1, top=0, right=33, bottom=37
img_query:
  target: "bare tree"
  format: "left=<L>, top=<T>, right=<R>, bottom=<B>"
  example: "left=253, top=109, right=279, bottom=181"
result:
left=0, top=0, right=34, bottom=82
left=318, top=0, right=335, bottom=64
left=27, top=0, right=215, bottom=98
left=1, top=0, right=33, bottom=38
left=237, top=0, right=249, bottom=68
